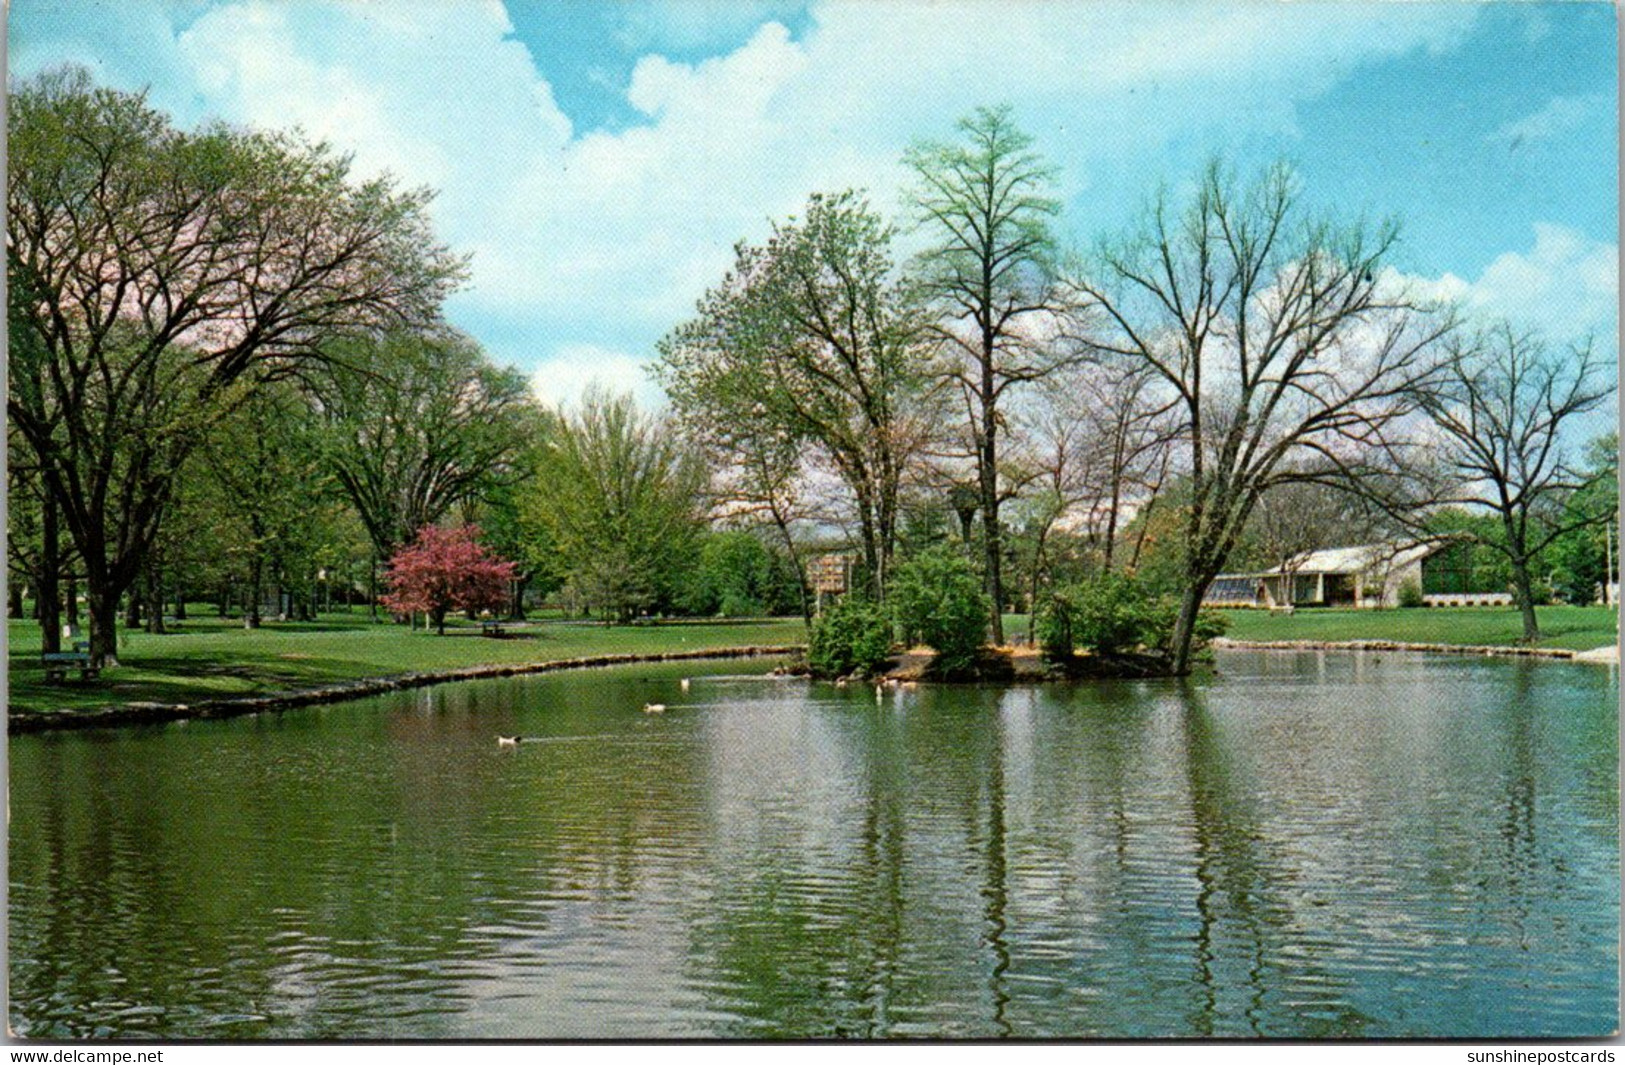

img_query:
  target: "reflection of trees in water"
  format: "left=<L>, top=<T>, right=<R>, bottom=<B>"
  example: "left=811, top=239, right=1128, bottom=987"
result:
left=675, top=688, right=909, bottom=1037
left=1496, top=662, right=1538, bottom=955
left=976, top=703, right=1012, bottom=1037
left=677, top=685, right=1017, bottom=1037
left=14, top=725, right=479, bottom=1039
left=853, top=717, right=907, bottom=1036
left=12, top=671, right=727, bottom=1039
left=15, top=660, right=1615, bottom=1039
left=1175, top=683, right=1374, bottom=1038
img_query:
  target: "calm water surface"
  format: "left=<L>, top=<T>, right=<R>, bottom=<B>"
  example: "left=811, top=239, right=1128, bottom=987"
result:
left=9, top=651, right=1618, bottom=1038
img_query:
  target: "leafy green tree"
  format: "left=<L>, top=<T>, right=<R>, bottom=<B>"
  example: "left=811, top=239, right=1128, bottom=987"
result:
left=684, top=530, right=803, bottom=618
left=314, top=328, right=534, bottom=612
left=454, top=410, right=564, bottom=618
left=1040, top=573, right=1228, bottom=659
left=1548, top=434, right=1618, bottom=604
left=194, top=381, right=336, bottom=626
left=7, top=68, right=463, bottom=664
left=658, top=190, right=937, bottom=599
left=888, top=546, right=992, bottom=674
left=527, top=390, right=705, bottom=623
left=905, top=104, right=1067, bottom=644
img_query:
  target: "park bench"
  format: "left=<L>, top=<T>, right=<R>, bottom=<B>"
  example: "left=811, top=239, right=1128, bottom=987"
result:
left=480, top=619, right=506, bottom=638
left=42, top=640, right=98, bottom=682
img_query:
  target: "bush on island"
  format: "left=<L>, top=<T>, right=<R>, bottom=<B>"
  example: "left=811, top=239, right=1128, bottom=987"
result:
left=1073, top=573, right=1155, bottom=655
left=1035, top=589, right=1078, bottom=660
left=1039, top=574, right=1230, bottom=658
left=887, top=546, right=992, bottom=675
left=807, top=595, right=893, bottom=678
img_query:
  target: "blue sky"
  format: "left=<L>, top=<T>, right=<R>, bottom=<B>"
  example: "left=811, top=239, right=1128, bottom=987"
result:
left=9, top=1, right=1618, bottom=407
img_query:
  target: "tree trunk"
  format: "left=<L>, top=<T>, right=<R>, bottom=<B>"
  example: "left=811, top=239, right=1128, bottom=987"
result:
left=87, top=586, right=120, bottom=668
left=956, top=506, right=976, bottom=545
left=8, top=583, right=23, bottom=619
left=1103, top=482, right=1122, bottom=573
left=38, top=494, right=61, bottom=654
left=246, top=558, right=263, bottom=629
left=1027, top=524, right=1052, bottom=646
left=174, top=588, right=187, bottom=621
left=143, top=558, right=165, bottom=635
left=124, top=590, right=142, bottom=629
left=1510, top=557, right=1541, bottom=642
left=854, top=485, right=883, bottom=600
left=1169, top=576, right=1212, bottom=676
left=368, top=555, right=379, bottom=621
left=980, top=387, right=1006, bottom=645
left=64, top=572, right=79, bottom=628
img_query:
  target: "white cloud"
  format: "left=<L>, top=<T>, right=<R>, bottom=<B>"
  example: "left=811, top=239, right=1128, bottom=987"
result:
left=1409, top=224, right=1618, bottom=343
left=12, top=0, right=1487, bottom=384
left=528, top=344, right=665, bottom=411
left=1489, top=91, right=1611, bottom=146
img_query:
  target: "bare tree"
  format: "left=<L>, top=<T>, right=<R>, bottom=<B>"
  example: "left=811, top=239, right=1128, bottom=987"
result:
left=1418, top=324, right=1615, bottom=640
left=905, top=104, right=1068, bottom=643
left=1071, top=357, right=1181, bottom=572
left=690, top=420, right=818, bottom=623
left=1244, top=477, right=1388, bottom=605
left=1008, top=370, right=1100, bottom=639
left=1073, top=160, right=1453, bottom=672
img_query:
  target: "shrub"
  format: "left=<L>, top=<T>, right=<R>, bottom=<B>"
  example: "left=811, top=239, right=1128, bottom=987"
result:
left=1034, top=590, right=1077, bottom=660
left=887, top=547, right=991, bottom=674
left=807, top=595, right=892, bottom=678
left=1073, top=573, right=1154, bottom=655
left=1190, top=607, right=1230, bottom=647
left=1397, top=578, right=1424, bottom=608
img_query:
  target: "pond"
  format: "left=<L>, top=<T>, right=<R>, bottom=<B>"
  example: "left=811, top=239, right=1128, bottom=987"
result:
left=9, top=651, right=1618, bottom=1039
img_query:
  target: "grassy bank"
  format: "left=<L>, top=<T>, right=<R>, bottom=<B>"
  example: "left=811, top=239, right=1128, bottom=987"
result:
left=1215, top=605, right=1618, bottom=652
left=8, top=613, right=807, bottom=718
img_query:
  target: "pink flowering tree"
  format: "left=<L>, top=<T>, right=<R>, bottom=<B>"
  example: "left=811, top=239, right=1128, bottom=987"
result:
left=380, top=525, right=516, bottom=634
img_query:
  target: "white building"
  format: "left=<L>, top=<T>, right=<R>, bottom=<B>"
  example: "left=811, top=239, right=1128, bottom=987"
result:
left=1206, top=542, right=1446, bottom=610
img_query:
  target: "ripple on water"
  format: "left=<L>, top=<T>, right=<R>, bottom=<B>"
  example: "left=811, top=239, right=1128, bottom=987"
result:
left=7, top=653, right=1617, bottom=1038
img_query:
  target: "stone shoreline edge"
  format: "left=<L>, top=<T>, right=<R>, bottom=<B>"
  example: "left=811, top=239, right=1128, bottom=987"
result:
left=12, top=637, right=1616, bottom=734
left=8, top=644, right=806, bottom=735
left=1212, top=637, right=1619, bottom=664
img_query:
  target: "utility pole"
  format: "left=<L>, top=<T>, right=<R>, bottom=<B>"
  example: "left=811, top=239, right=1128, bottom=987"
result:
left=1606, top=518, right=1615, bottom=607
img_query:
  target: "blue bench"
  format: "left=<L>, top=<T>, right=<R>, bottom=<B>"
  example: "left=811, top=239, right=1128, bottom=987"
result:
left=480, top=620, right=506, bottom=638
left=42, top=641, right=98, bottom=681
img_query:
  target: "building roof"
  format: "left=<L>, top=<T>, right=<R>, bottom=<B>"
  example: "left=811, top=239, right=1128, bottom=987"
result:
left=1260, top=541, right=1441, bottom=577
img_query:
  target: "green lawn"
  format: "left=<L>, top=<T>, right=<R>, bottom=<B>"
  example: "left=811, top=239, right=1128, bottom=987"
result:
left=10, top=604, right=1614, bottom=719
left=1215, top=604, right=1618, bottom=651
left=1000, top=605, right=1617, bottom=653
left=8, top=612, right=808, bottom=717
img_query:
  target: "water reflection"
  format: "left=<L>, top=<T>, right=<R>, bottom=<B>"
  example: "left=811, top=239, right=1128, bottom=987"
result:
left=10, top=654, right=1618, bottom=1039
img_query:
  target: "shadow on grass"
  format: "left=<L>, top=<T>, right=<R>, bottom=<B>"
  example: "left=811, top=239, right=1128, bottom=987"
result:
left=7, top=652, right=397, bottom=715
